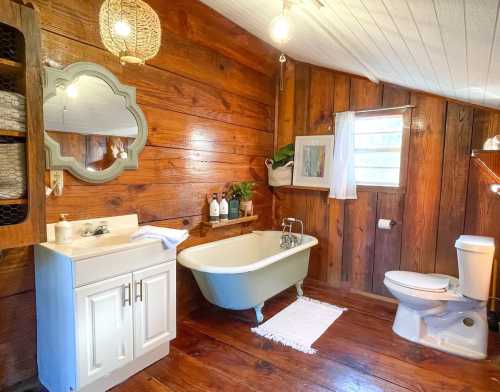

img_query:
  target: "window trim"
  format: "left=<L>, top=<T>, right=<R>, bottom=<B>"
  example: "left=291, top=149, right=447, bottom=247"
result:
left=354, top=107, right=411, bottom=194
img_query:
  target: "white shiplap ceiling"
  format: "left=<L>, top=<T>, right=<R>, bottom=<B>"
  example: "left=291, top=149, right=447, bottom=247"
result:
left=200, top=0, right=500, bottom=109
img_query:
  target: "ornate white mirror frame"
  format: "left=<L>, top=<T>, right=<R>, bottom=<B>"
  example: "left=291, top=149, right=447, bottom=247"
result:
left=43, top=62, right=148, bottom=183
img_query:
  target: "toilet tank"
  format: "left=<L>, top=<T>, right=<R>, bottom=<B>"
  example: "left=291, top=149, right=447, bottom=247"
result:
left=455, top=235, right=495, bottom=301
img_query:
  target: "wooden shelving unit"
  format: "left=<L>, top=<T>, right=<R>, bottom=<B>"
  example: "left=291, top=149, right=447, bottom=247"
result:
left=0, top=198, right=27, bottom=206
left=275, top=185, right=329, bottom=192
left=0, top=128, right=25, bottom=138
left=0, top=2, right=46, bottom=249
left=0, top=57, right=23, bottom=76
left=202, top=215, right=259, bottom=229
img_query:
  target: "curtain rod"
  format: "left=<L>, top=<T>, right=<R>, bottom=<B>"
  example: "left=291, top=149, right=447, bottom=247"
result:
left=354, top=105, right=415, bottom=114
left=333, top=105, right=415, bottom=115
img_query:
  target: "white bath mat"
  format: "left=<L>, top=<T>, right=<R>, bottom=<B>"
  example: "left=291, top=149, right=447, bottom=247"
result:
left=251, top=296, right=347, bottom=354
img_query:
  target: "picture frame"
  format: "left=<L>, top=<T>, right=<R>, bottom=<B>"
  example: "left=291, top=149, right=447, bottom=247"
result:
left=292, top=135, right=335, bottom=188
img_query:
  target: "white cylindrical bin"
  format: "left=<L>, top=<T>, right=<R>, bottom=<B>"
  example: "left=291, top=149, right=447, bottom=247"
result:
left=455, top=235, right=495, bottom=301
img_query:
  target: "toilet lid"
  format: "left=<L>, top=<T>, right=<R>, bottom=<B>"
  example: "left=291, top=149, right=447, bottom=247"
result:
left=384, top=271, right=449, bottom=292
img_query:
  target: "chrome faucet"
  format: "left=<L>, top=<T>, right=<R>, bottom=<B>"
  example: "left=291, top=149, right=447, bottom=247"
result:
left=80, top=221, right=110, bottom=237
left=280, top=217, right=304, bottom=249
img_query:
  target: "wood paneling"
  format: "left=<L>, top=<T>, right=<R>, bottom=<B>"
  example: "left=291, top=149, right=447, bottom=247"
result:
left=0, top=0, right=278, bottom=389
left=471, top=109, right=500, bottom=150
left=308, top=68, right=334, bottom=134
left=275, top=60, right=499, bottom=308
left=382, top=84, right=410, bottom=108
left=349, top=77, right=382, bottom=111
left=435, top=103, right=473, bottom=276
left=372, top=193, right=405, bottom=296
left=42, top=32, right=274, bottom=133
left=276, top=61, right=295, bottom=149
left=401, top=93, right=446, bottom=273
left=342, top=192, right=377, bottom=291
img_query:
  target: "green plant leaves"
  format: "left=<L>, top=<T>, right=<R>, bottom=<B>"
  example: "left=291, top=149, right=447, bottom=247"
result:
left=271, top=143, right=294, bottom=169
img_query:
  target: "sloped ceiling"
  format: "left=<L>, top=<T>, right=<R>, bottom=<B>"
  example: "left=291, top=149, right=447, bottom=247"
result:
left=200, top=0, right=500, bottom=110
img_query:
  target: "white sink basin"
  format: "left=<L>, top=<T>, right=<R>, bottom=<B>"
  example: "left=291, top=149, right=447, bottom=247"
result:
left=39, top=215, right=164, bottom=261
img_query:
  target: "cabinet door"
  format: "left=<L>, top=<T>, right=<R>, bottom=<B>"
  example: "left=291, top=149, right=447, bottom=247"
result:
left=75, top=274, right=134, bottom=388
left=133, top=262, right=176, bottom=357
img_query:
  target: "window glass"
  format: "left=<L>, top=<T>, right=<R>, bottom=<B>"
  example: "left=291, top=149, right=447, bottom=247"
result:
left=354, top=114, right=404, bottom=187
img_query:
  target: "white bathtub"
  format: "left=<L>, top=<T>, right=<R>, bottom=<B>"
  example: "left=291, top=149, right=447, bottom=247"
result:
left=178, top=230, right=318, bottom=322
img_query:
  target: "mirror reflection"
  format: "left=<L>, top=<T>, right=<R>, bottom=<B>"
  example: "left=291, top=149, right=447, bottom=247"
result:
left=44, top=74, right=138, bottom=171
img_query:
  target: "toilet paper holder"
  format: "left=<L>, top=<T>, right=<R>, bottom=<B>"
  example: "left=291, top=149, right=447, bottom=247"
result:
left=377, top=219, right=396, bottom=230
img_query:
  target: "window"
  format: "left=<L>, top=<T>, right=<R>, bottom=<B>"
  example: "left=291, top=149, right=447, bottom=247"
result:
left=354, top=113, right=405, bottom=188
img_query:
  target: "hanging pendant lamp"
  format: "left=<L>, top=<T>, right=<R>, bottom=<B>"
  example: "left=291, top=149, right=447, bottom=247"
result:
left=99, top=0, right=161, bottom=65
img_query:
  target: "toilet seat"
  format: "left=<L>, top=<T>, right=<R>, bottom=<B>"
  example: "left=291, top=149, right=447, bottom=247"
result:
left=384, top=271, right=465, bottom=301
left=385, top=271, right=449, bottom=292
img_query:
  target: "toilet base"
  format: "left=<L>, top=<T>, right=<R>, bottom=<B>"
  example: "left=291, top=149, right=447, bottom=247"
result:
left=392, top=301, right=489, bottom=360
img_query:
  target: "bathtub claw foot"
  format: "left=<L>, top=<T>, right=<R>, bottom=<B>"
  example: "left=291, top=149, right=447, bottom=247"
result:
left=254, top=303, right=264, bottom=323
left=296, top=280, right=304, bottom=297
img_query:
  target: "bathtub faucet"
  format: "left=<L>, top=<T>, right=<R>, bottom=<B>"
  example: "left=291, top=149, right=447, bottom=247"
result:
left=280, top=218, right=304, bottom=249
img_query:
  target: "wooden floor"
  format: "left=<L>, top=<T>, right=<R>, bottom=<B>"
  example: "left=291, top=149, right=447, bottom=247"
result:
left=111, top=279, right=500, bottom=392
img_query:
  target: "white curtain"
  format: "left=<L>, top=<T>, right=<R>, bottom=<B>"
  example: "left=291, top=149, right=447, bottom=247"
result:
left=329, top=111, right=357, bottom=199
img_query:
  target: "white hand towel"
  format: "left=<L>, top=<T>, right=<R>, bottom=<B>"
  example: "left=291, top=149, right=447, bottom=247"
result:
left=130, top=225, right=189, bottom=249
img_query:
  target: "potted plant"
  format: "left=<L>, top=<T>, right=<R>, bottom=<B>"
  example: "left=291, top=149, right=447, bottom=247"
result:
left=230, top=181, right=254, bottom=217
left=265, top=143, right=294, bottom=186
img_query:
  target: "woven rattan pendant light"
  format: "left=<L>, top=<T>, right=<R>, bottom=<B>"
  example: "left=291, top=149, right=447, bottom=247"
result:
left=99, top=0, right=161, bottom=65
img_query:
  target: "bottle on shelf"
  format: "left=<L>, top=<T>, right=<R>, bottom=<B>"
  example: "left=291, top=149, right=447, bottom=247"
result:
left=209, top=193, right=220, bottom=222
left=219, top=192, right=229, bottom=221
left=228, top=193, right=240, bottom=220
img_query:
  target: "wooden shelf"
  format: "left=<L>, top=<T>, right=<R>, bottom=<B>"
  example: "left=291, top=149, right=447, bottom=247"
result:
left=275, top=185, right=329, bottom=192
left=0, top=57, right=23, bottom=76
left=0, top=198, right=27, bottom=206
left=0, top=129, right=26, bottom=138
left=202, top=215, right=258, bottom=229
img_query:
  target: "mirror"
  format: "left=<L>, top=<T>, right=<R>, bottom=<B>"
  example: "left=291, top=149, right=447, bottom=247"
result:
left=44, top=62, right=147, bottom=183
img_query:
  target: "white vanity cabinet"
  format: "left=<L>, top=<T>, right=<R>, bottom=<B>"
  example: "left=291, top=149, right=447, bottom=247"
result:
left=35, top=216, right=177, bottom=392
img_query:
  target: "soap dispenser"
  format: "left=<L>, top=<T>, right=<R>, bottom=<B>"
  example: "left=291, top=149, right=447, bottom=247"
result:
left=209, top=193, right=220, bottom=222
left=55, top=214, right=72, bottom=244
left=219, top=192, right=229, bottom=221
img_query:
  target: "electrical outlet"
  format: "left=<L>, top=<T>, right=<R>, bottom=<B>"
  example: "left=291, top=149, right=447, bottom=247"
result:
left=50, top=170, right=64, bottom=196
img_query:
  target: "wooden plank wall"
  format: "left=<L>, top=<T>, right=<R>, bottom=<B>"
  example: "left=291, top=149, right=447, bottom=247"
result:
left=275, top=61, right=500, bottom=301
left=0, top=0, right=278, bottom=388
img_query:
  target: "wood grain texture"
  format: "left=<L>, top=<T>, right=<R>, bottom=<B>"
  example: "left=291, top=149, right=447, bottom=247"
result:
left=401, top=93, right=446, bottom=273
left=308, top=67, right=334, bottom=134
left=112, top=281, right=500, bottom=392
left=293, top=62, right=310, bottom=136
left=276, top=60, right=295, bottom=149
left=0, top=0, right=46, bottom=249
left=372, top=193, right=405, bottom=296
left=349, top=77, right=382, bottom=111
left=471, top=109, right=500, bottom=150
left=42, top=32, right=274, bottom=132
left=435, top=103, right=473, bottom=276
left=0, top=0, right=278, bottom=389
left=382, top=84, right=410, bottom=108
left=342, top=192, right=377, bottom=290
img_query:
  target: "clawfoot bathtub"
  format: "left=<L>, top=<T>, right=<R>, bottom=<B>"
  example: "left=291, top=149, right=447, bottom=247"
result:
left=178, top=231, right=318, bottom=322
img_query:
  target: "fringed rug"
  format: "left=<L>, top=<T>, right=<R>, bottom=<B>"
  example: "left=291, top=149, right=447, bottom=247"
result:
left=251, top=296, right=347, bottom=354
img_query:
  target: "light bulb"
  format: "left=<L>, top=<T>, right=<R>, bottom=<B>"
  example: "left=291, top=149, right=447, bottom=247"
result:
left=66, top=84, right=78, bottom=98
left=114, top=20, right=131, bottom=37
left=270, top=14, right=293, bottom=45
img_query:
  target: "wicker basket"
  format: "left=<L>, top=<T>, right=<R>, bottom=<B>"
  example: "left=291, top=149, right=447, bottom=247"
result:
left=0, top=142, right=26, bottom=199
left=265, top=159, right=294, bottom=187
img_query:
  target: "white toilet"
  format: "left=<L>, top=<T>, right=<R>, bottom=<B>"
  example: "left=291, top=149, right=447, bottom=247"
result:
left=384, top=235, right=495, bottom=360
